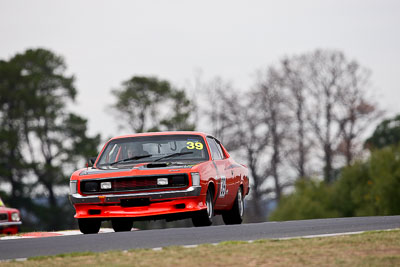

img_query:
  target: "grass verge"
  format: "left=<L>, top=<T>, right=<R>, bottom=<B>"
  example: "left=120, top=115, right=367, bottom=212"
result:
left=1, top=229, right=400, bottom=266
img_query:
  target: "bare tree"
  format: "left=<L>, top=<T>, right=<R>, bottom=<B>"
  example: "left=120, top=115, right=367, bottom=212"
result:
left=334, top=61, right=382, bottom=165
left=199, top=49, right=382, bottom=221
left=303, top=50, right=349, bottom=183
left=280, top=57, right=313, bottom=179
left=201, top=77, right=235, bottom=142
left=254, top=68, right=292, bottom=201
left=295, top=50, right=381, bottom=182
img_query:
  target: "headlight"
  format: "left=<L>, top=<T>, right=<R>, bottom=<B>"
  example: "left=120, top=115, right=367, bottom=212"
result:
left=157, top=178, right=168, bottom=186
left=69, top=180, right=77, bottom=194
left=11, top=212, right=20, bottom=222
left=191, top=172, right=200, bottom=186
left=84, top=182, right=99, bottom=192
left=100, top=182, right=112, bottom=190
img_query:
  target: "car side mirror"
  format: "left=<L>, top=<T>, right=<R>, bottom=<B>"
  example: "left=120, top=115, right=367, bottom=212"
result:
left=90, top=157, right=97, bottom=165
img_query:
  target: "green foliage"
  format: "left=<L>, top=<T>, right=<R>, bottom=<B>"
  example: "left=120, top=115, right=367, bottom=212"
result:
left=159, top=89, right=195, bottom=131
left=0, top=59, right=29, bottom=199
left=334, top=146, right=400, bottom=216
left=269, top=179, right=339, bottom=221
left=365, top=114, right=400, bottom=149
left=270, top=146, right=400, bottom=221
left=367, top=147, right=400, bottom=215
left=0, top=48, right=100, bottom=231
left=63, top=113, right=101, bottom=166
left=111, top=76, right=195, bottom=133
left=331, top=161, right=371, bottom=217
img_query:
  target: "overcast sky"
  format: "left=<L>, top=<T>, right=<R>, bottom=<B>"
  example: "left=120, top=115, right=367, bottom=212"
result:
left=1, top=0, right=399, bottom=139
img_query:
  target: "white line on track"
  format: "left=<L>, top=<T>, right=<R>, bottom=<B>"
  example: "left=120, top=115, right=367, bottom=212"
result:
left=148, top=229, right=398, bottom=251
left=0, top=258, right=27, bottom=263
left=182, top=244, right=198, bottom=248
left=276, top=231, right=366, bottom=240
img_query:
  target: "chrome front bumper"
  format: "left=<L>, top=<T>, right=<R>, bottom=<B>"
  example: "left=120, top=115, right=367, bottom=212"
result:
left=69, top=186, right=202, bottom=205
left=0, top=221, right=22, bottom=228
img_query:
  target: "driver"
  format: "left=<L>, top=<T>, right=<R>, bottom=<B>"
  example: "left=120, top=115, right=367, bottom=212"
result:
left=126, top=143, right=149, bottom=158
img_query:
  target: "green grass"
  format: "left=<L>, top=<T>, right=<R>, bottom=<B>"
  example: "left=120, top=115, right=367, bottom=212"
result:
left=1, top=229, right=400, bottom=266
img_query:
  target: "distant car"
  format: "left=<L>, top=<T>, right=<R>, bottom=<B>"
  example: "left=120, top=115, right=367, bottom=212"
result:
left=69, top=131, right=249, bottom=234
left=0, top=197, right=22, bottom=235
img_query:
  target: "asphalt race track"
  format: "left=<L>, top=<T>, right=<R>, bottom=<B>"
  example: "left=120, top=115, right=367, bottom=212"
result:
left=1, top=216, right=399, bottom=261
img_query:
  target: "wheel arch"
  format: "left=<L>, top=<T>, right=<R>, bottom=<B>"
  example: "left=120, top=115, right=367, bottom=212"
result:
left=239, top=183, right=244, bottom=192
left=207, top=181, right=216, bottom=202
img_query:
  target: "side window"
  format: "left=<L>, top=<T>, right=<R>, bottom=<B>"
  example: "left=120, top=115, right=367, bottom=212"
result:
left=214, top=139, right=225, bottom=159
left=206, top=137, right=223, bottom=160
left=107, top=144, right=120, bottom=162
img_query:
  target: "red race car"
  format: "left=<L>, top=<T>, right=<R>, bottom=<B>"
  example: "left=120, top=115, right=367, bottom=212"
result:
left=0, top=197, right=22, bottom=235
left=69, top=131, right=249, bottom=234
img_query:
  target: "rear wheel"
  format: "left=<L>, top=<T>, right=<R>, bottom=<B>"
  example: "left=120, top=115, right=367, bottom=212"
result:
left=112, top=218, right=133, bottom=232
left=192, top=188, right=214, bottom=227
left=78, top=218, right=101, bottom=234
left=222, top=187, right=244, bottom=225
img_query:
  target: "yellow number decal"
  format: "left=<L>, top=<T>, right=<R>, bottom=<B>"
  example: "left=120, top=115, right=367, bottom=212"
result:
left=195, top=142, right=203, bottom=150
left=187, top=141, right=203, bottom=150
left=186, top=142, right=195, bottom=149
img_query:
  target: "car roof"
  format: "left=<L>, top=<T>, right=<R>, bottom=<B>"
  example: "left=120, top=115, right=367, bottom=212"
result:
left=109, top=131, right=211, bottom=141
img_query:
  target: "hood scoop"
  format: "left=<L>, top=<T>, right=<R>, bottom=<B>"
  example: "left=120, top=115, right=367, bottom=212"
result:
left=146, top=162, right=170, bottom=168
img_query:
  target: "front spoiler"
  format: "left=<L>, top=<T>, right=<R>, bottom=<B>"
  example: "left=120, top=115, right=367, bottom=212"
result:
left=69, top=186, right=202, bottom=205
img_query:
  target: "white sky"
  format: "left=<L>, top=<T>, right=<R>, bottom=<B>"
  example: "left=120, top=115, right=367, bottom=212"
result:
left=1, top=0, right=399, bottom=140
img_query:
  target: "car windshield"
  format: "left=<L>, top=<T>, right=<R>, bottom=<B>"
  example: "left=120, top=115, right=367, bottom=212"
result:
left=97, top=134, right=209, bottom=167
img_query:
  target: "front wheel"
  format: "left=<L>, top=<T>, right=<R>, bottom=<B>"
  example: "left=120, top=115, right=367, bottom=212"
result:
left=78, top=218, right=101, bottom=234
left=222, top=187, right=244, bottom=225
left=112, top=218, right=133, bottom=232
left=192, top=189, right=214, bottom=227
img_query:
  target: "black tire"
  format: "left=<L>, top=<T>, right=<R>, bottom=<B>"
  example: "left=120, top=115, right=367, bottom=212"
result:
left=78, top=218, right=101, bottom=234
left=192, top=189, right=214, bottom=227
left=222, top=187, right=244, bottom=225
left=112, top=218, right=133, bottom=232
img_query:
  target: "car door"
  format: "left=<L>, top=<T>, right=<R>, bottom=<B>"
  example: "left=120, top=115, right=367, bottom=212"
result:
left=206, top=137, right=232, bottom=208
left=214, top=139, right=239, bottom=205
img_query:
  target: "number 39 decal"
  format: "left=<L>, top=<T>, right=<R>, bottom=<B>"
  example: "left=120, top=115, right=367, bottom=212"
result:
left=186, top=141, right=203, bottom=150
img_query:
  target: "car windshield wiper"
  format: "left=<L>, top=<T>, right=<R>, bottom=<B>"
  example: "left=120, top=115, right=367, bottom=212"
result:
left=110, top=154, right=153, bottom=166
left=154, top=152, right=193, bottom=162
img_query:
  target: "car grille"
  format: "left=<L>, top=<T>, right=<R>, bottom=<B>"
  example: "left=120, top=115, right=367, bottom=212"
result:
left=0, top=213, right=8, bottom=222
left=80, top=174, right=189, bottom=194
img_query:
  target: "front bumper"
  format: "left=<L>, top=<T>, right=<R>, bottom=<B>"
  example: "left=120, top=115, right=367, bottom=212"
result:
left=69, top=186, right=202, bottom=205
left=0, top=221, right=22, bottom=228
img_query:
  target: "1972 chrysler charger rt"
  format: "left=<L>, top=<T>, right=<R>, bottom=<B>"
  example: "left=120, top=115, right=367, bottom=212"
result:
left=69, top=131, right=249, bottom=234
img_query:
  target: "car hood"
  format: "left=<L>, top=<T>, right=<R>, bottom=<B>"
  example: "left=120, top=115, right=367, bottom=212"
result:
left=0, top=207, right=19, bottom=214
left=79, top=161, right=201, bottom=176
